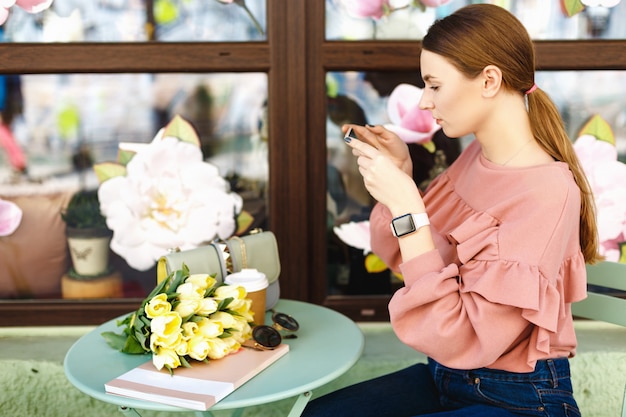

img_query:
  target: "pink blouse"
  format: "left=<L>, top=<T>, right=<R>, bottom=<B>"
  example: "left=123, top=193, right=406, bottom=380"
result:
left=370, top=140, right=588, bottom=372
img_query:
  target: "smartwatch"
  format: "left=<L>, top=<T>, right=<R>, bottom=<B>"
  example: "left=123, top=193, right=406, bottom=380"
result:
left=390, top=213, right=430, bottom=238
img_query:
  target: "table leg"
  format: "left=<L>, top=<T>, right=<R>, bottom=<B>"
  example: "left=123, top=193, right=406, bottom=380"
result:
left=287, top=391, right=312, bottom=417
left=118, top=406, right=143, bottom=416
left=195, top=410, right=235, bottom=417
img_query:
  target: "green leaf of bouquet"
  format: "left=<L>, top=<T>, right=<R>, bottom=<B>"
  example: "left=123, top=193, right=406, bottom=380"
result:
left=101, top=331, right=128, bottom=351
left=122, top=335, right=149, bottom=354
left=224, top=308, right=241, bottom=317
left=561, top=0, right=585, bottom=17
left=180, top=356, right=191, bottom=368
left=162, top=115, right=200, bottom=147
left=219, top=329, right=233, bottom=339
left=217, top=297, right=234, bottom=310
left=135, top=313, right=147, bottom=325
left=168, top=271, right=188, bottom=295
left=133, top=331, right=149, bottom=352
left=93, top=162, right=127, bottom=184
left=578, top=114, right=616, bottom=146
left=145, top=273, right=172, bottom=302
left=117, top=313, right=133, bottom=328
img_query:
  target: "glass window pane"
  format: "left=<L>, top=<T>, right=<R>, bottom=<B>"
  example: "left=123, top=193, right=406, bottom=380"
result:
left=0, top=0, right=266, bottom=42
left=326, top=0, right=626, bottom=41
left=0, top=72, right=268, bottom=300
left=326, top=70, right=626, bottom=296
left=154, top=0, right=266, bottom=41
left=537, top=70, right=626, bottom=159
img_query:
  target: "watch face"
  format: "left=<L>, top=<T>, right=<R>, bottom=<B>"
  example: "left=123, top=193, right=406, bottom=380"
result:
left=392, top=214, right=415, bottom=237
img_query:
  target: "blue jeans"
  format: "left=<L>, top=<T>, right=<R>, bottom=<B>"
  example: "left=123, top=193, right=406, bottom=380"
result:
left=301, top=357, right=580, bottom=417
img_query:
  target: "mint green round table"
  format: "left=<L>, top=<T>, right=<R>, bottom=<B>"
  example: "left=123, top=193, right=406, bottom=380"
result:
left=64, top=299, right=364, bottom=417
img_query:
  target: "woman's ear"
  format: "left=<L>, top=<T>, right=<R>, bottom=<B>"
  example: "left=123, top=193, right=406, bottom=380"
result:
left=481, top=65, right=502, bottom=98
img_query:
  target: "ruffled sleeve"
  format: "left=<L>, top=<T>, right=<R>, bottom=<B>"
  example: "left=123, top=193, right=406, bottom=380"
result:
left=389, top=213, right=587, bottom=372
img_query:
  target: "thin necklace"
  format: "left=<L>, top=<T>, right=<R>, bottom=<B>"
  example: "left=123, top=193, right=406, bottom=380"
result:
left=501, top=140, right=532, bottom=166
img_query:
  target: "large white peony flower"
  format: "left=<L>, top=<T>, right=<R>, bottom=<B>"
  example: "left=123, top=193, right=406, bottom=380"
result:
left=98, top=132, right=242, bottom=271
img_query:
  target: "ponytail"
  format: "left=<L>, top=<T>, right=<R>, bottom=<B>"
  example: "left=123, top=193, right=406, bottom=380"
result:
left=527, top=91, right=602, bottom=264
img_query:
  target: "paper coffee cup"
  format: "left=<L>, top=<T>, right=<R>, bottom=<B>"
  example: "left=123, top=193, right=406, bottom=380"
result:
left=225, top=269, right=268, bottom=325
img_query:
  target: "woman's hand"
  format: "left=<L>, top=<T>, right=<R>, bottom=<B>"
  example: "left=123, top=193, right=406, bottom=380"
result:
left=342, top=124, right=413, bottom=176
left=345, top=130, right=425, bottom=216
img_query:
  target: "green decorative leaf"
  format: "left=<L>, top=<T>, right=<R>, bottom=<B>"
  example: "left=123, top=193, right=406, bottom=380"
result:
left=561, top=0, right=585, bottom=17
left=422, top=141, right=436, bottom=153
left=365, top=253, right=388, bottom=274
left=101, top=331, right=128, bottom=351
left=578, top=114, right=616, bottom=146
left=154, top=0, right=178, bottom=25
left=117, top=149, right=136, bottom=166
left=235, top=210, right=254, bottom=235
left=326, top=74, right=339, bottom=98
left=162, top=114, right=200, bottom=146
left=58, top=105, right=80, bottom=139
left=93, top=162, right=127, bottom=183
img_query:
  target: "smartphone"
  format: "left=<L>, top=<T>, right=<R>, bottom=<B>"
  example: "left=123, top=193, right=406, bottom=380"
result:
left=344, top=127, right=359, bottom=142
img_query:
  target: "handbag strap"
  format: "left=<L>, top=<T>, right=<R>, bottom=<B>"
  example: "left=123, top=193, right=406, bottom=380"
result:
left=209, top=242, right=228, bottom=281
left=229, top=236, right=248, bottom=269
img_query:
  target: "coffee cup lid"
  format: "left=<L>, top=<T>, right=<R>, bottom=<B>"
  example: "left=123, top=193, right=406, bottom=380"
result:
left=225, top=268, right=268, bottom=292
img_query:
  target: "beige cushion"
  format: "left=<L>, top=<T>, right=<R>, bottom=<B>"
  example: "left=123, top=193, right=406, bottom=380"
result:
left=0, top=191, right=73, bottom=298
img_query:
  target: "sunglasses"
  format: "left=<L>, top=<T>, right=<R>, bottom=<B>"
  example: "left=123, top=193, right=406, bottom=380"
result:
left=244, top=310, right=300, bottom=351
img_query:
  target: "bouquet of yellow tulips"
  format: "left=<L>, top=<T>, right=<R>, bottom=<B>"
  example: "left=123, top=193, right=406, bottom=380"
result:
left=102, top=264, right=254, bottom=374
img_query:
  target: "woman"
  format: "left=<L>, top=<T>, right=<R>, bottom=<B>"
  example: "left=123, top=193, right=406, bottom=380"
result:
left=303, top=4, right=601, bottom=417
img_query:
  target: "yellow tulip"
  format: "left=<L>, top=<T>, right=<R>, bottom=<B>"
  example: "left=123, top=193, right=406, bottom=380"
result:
left=151, top=312, right=182, bottom=338
left=145, top=293, right=172, bottom=318
left=152, top=347, right=181, bottom=370
left=188, top=336, right=210, bottom=361
left=196, top=298, right=219, bottom=316
left=210, top=311, right=237, bottom=329
left=186, top=274, right=217, bottom=291
left=174, top=299, right=199, bottom=318
left=197, top=317, right=223, bottom=339
left=175, top=282, right=204, bottom=300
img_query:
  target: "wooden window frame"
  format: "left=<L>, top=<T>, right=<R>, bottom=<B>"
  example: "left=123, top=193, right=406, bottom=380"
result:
left=1, top=0, right=625, bottom=325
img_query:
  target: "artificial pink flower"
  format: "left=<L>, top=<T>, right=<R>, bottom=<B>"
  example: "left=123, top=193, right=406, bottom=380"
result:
left=420, top=0, right=452, bottom=7
left=0, top=198, right=22, bottom=236
left=15, top=0, right=53, bottom=13
left=384, top=83, right=441, bottom=144
left=0, top=6, right=9, bottom=25
left=0, top=0, right=53, bottom=25
left=574, top=134, right=626, bottom=262
left=334, top=221, right=372, bottom=255
left=341, top=0, right=391, bottom=20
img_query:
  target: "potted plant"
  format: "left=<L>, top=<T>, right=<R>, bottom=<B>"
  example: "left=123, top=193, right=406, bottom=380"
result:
left=60, top=189, right=121, bottom=298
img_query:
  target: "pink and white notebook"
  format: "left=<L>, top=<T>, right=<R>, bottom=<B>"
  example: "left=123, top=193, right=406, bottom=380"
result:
left=105, top=344, right=289, bottom=411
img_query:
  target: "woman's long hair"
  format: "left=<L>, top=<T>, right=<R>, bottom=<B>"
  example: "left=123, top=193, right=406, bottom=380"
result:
left=422, top=4, right=601, bottom=264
